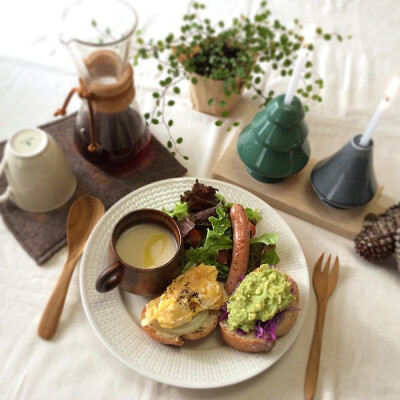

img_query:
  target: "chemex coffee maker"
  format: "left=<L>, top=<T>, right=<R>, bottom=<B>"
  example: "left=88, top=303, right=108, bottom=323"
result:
left=55, top=0, right=150, bottom=173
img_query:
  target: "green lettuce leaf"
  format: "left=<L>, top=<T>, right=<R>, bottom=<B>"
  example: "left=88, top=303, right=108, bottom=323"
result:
left=261, top=249, right=280, bottom=266
left=215, top=193, right=226, bottom=203
left=249, top=232, right=280, bottom=268
left=249, top=232, right=278, bottom=246
left=245, top=207, right=262, bottom=223
left=162, top=201, right=189, bottom=221
left=208, top=207, right=231, bottom=236
left=183, top=206, right=232, bottom=273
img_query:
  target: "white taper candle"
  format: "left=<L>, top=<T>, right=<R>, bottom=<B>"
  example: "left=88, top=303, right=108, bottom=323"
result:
left=284, top=47, right=307, bottom=105
left=359, top=77, right=399, bottom=147
left=284, top=25, right=315, bottom=106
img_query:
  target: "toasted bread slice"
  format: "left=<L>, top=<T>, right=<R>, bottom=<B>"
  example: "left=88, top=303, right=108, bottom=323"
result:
left=141, top=307, right=221, bottom=346
left=220, top=319, right=277, bottom=353
left=220, top=271, right=299, bottom=353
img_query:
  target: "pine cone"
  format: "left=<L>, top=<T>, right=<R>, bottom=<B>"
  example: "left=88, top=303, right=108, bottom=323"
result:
left=387, top=203, right=400, bottom=226
left=355, top=224, right=395, bottom=261
left=354, top=202, right=400, bottom=263
left=395, top=228, right=400, bottom=271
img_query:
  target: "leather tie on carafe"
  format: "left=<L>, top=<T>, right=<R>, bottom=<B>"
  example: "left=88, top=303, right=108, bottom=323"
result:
left=54, top=50, right=136, bottom=153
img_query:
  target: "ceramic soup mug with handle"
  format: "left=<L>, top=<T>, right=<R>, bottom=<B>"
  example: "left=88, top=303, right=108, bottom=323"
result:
left=96, top=209, right=185, bottom=296
left=0, top=128, right=76, bottom=213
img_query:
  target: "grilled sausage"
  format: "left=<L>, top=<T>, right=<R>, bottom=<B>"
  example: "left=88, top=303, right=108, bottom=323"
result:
left=225, top=203, right=250, bottom=295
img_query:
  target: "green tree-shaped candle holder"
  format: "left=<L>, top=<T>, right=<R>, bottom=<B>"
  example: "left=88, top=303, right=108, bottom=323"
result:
left=237, top=94, right=310, bottom=183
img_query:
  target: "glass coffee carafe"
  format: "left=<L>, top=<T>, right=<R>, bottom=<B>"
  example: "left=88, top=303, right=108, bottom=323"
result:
left=57, top=0, right=150, bottom=173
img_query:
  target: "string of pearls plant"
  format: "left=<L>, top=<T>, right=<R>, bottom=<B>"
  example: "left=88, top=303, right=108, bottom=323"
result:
left=94, top=0, right=350, bottom=159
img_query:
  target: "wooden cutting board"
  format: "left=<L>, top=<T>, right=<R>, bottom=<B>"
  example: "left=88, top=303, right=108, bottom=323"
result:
left=212, top=129, right=389, bottom=240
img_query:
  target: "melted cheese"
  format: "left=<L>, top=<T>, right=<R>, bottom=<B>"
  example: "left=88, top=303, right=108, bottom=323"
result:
left=142, top=264, right=225, bottom=329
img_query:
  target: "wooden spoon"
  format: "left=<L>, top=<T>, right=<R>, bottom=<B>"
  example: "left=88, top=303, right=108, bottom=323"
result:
left=38, top=195, right=105, bottom=340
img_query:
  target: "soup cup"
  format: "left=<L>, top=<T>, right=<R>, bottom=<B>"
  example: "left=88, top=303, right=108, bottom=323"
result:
left=95, top=208, right=184, bottom=295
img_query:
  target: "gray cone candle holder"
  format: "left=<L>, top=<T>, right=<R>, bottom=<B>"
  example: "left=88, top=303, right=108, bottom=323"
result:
left=311, top=134, right=378, bottom=209
left=237, top=94, right=310, bottom=183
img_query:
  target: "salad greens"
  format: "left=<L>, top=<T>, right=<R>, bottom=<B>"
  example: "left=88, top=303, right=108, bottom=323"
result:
left=250, top=233, right=280, bottom=266
left=217, top=194, right=262, bottom=224
left=183, top=207, right=233, bottom=275
left=162, top=201, right=189, bottom=221
left=163, top=180, right=280, bottom=278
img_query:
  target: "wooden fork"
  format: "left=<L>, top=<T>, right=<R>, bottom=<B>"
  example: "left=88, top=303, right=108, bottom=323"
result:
left=304, top=253, right=340, bottom=400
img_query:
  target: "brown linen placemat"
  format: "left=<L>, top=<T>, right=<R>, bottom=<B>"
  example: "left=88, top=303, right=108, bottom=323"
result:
left=0, top=113, right=187, bottom=264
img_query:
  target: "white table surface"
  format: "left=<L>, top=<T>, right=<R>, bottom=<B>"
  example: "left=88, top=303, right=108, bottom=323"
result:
left=1, top=1, right=399, bottom=399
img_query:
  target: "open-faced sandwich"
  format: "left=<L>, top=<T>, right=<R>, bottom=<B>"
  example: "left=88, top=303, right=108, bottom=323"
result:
left=140, top=263, right=227, bottom=346
left=219, top=264, right=299, bottom=353
left=141, top=180, right=299, bottom=351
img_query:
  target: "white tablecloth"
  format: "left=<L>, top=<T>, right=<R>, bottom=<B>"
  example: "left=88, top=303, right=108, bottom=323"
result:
left=1, top=1, right=399, bottom=399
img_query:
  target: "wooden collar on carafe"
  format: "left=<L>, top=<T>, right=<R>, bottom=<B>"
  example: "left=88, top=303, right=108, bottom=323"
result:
left=54, top=50, right=136, bottom=152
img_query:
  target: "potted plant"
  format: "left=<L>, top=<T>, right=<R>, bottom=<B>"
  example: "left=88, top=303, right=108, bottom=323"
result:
left=131, top=0, right=349, bottom=158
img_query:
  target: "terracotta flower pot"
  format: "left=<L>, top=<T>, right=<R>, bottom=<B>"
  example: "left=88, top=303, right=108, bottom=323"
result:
left=189, top=72, right=244, bottom=116
left=173, top=43, right=249, bottom=116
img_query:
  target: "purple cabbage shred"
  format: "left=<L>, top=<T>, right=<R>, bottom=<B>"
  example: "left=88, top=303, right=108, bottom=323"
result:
left=253, top=318, right=277, bottom=342
left=218, top=303, right=228, bottom=322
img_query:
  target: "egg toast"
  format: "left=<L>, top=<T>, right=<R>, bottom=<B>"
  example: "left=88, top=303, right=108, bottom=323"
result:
left=141, top=264, right=227, bottom=346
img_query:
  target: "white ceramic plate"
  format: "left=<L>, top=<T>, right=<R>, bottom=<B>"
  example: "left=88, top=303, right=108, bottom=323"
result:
left=80, top=177, right=309, bottom=388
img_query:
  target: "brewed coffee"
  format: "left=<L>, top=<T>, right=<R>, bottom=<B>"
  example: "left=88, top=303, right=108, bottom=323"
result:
left=74, top=106, right=151, bottom=173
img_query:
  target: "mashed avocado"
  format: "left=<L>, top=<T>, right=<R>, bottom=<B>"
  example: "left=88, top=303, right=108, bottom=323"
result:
left=227, top=265, right=294, bottom=332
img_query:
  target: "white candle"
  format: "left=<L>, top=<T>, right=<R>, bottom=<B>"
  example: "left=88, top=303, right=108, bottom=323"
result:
left=359, top=77, right=400, bottom=147
left=284, top=47, right=307, bottom=105
left=284, top=25, right=315, bottom=106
